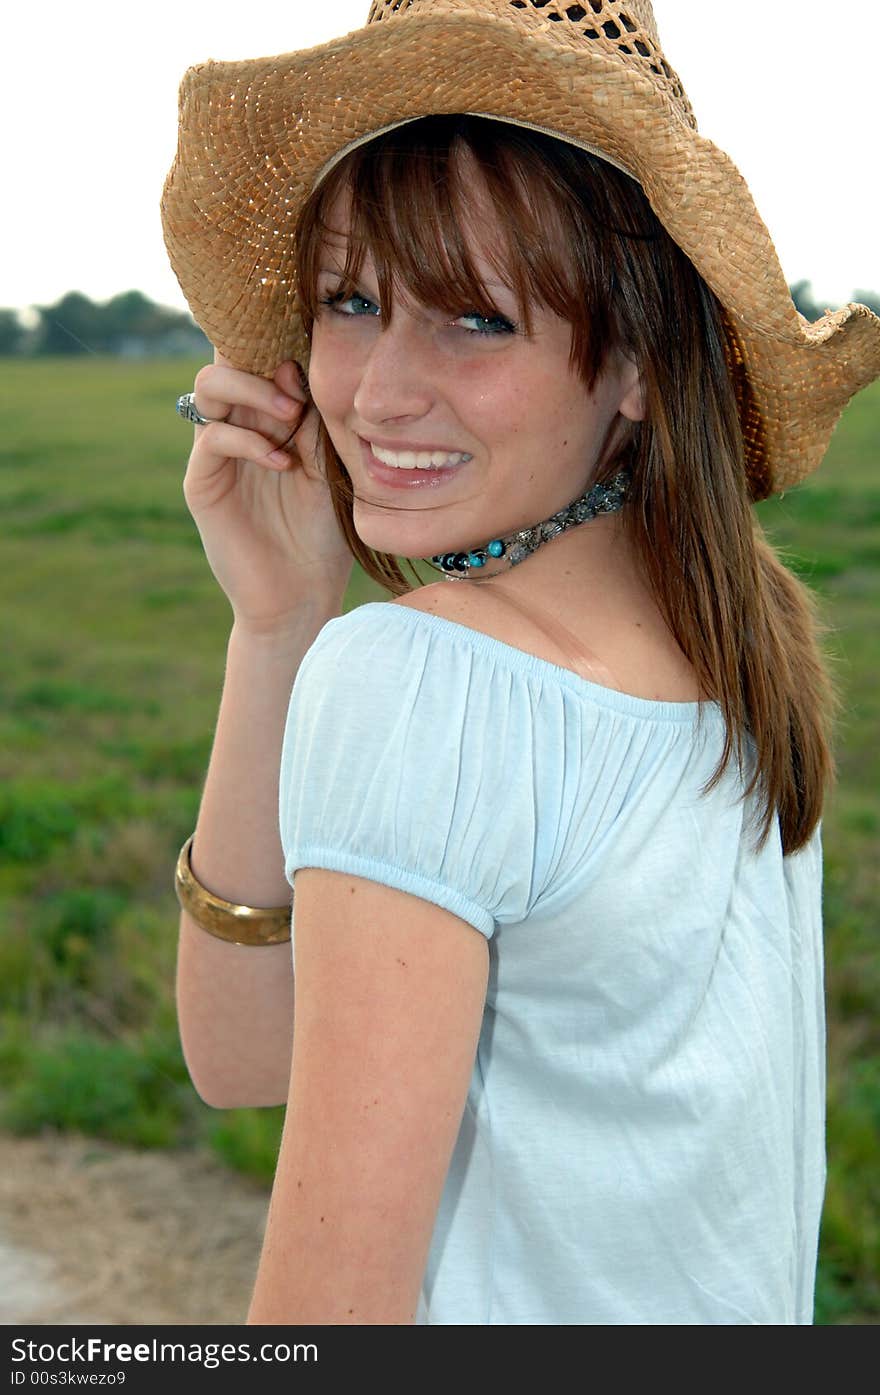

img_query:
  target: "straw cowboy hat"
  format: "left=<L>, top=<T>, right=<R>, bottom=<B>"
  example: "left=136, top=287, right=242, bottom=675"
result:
left=161, top=0, right=880, bottom=499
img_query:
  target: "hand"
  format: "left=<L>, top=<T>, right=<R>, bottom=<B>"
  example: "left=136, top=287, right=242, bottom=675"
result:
left=181, top=355, right=355, bottom=632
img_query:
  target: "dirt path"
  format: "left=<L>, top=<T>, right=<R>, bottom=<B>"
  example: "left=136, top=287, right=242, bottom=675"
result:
left=0, top=1131, right=272, bottom=1325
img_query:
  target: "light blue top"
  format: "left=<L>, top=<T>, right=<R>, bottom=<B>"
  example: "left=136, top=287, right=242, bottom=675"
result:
left=278, top=601, right=826, bottom=1325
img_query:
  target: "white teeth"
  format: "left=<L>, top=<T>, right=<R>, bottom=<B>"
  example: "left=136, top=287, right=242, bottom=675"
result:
left=370, top=444, right=472, bottom=470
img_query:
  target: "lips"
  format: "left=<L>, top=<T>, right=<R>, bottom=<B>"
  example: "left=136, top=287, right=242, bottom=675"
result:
left=359, top=438, right=472, bottom=490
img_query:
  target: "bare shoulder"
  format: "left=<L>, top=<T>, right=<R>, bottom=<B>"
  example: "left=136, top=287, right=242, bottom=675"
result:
left=390, top=581, right=471, bottom=617
left=389, top=579, right=574, bottom=675
left=389, top=577, right=701, bottom=703
left=389, top=580, right=516, bottom=638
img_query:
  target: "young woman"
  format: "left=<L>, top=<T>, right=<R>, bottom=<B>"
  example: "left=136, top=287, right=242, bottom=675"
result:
left=161, top=1, right=880, bottom=1324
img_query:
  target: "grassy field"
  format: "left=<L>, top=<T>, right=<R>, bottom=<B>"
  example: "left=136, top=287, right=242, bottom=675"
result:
left=1, top=356, right=878, bottom=1322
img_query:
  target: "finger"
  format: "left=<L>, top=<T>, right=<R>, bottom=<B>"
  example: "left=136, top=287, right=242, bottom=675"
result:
left=194, top=421, right=298, bottom=470
left=194, top=363, right=304, bottom=425
left=274, top=359, right=310, bottom=401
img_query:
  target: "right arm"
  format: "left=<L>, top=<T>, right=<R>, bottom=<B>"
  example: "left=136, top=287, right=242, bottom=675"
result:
left=174, top=356, right=354, bottom=1108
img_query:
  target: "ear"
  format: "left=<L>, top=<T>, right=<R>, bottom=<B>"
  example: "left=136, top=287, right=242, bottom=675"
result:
left=617, top=354, right=646, bottom=423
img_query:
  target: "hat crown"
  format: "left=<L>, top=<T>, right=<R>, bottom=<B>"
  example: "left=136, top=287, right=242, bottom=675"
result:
left=365, top=0, right=695, bottom=128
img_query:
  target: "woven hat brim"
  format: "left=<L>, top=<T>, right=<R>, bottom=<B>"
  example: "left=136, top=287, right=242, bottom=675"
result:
left=161, top=12, right=880, bottom=496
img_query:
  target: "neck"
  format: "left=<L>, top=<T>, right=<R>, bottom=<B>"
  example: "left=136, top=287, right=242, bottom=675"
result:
left=427, top=468, right=631, bottom=581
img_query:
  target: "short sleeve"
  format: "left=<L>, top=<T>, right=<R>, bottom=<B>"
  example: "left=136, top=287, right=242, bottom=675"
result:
left=278, top=604, right=546, bottom=938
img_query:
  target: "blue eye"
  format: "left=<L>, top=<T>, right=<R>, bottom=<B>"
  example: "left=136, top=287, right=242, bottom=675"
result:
left=318, top=291, right=516, bottom=337
left=458, top=312, right=517, bottom=336
left=319, top=292, right=380, bottom=318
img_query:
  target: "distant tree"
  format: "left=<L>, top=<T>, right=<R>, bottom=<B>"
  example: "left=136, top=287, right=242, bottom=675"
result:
left=102, top=289, right=163, bottom=342
left=101, top=289, right=198, bottom=349
left=853, top=288, right=880, bottom=317
left=0, top=308, right=27, bottom=355
left=789, top=280, right=825, bottom=323
left=34, top=292, right=106, bottom=355
left=30, top=290, right=209, bottom=356
left=791, top=282, right=880, bottom=321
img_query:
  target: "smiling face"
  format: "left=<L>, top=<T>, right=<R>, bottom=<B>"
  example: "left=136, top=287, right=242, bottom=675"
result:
left=307, top=173, right=643, bottom=569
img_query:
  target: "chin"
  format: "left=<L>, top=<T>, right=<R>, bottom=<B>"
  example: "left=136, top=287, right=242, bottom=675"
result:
left=349, top=510, right=437, bottom=562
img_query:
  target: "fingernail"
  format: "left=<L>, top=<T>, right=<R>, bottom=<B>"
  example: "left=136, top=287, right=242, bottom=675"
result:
left=268, top=449, right=290, bottom=466
left=275, top=393, right=300, bottom=414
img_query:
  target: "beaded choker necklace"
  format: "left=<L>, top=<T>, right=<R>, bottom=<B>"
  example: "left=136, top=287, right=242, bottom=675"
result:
left=428, top=469, right=631, bottom=580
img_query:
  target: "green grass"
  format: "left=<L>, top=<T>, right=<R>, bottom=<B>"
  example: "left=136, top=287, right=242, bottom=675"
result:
left=1, top=357, right=878, bottom=1322
left=752, top=386, right=880, bottom=1322
left=2, top=1028, right=191, bottom=1149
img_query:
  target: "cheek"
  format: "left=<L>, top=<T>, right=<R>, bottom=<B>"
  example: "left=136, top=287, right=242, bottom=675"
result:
left=544, top=370, right=606, bottom=439
left=457, top=356, right=538, bottom=432
left=307, top=324, right=354, bottom=420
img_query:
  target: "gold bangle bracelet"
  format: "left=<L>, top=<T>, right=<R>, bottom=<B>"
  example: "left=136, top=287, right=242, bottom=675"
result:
left=174, top=834, right=292, bottom=946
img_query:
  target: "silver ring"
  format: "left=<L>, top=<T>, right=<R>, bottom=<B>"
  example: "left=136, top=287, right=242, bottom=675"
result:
left=176, top=392, right=229, bottom=426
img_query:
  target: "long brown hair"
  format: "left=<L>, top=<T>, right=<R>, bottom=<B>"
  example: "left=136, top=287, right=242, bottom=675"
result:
left=294, top=115, right=837, bottom=855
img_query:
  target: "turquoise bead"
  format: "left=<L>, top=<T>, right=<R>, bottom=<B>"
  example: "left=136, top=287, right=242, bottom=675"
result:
left=468, top=553, right=485, bottom=568
left=488, top=540, right=504, bottom=558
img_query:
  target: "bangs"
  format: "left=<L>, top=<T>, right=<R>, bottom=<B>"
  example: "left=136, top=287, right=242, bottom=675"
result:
left=294, top=114, right=652, bottom=387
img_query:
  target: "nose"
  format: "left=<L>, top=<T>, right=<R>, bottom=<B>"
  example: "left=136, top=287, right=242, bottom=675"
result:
left=353, top=307, right=436, bottom=425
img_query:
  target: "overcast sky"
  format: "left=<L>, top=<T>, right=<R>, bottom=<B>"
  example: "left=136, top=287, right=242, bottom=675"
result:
left=4, top=1, right=878, bottom=316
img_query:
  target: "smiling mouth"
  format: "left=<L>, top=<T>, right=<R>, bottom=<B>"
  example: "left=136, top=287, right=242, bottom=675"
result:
left=366, top=441, right=473, bottom=471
